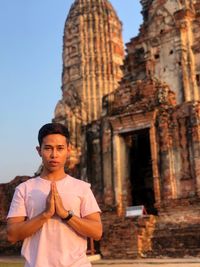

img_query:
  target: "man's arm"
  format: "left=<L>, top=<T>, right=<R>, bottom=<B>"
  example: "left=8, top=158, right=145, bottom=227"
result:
left=53, top=182, right=102, bottom=240
left=7, top=213, right=50, bottom=244
left=7, top=183, right=55, bottom=244
left=63, top=212, right=102, bottom=241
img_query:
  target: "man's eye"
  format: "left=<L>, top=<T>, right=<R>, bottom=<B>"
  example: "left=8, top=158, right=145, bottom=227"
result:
left=44, top=147, right=51, bottom=150
left=58, top=147, right=64, bottom=150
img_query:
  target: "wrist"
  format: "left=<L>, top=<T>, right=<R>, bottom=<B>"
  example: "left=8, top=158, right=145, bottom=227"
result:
left=42, top=211, right=52, bottom=220
left=60, top=210, right=68, bottom=220
left=61, top=210, right=74, bottom=222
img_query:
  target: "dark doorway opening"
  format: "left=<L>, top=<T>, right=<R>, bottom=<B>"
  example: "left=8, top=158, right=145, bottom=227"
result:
left=124, top=128, right=157, bottom=215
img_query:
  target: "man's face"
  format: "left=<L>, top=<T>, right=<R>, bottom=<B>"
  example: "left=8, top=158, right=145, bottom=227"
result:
left=37, top=134, right=70, bottom=173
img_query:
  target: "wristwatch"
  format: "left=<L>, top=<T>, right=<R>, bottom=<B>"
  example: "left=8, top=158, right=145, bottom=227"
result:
left=63, top=210, right=74, bottom=222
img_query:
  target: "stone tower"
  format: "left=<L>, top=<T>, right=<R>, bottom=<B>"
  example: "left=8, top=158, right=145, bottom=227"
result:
left=54, top=0, right=124, bottom=167
left=138, top=0, right=200, bottom=104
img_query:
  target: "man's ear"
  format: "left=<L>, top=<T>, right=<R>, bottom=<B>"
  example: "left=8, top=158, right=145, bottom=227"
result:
left=36, top=146, right=42, bottom=157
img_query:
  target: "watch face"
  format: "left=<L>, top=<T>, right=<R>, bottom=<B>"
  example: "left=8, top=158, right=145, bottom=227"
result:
left=69, top=210, right=74, bottom=216
left=62, top=211, right=74, bottom=221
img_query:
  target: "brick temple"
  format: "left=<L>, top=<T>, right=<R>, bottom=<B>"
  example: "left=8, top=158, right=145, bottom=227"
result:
left=1, top=0, right=200, bottom=259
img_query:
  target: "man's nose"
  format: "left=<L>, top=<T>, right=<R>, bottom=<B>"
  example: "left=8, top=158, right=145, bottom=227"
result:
left=50, top=149, right=58, bottom=158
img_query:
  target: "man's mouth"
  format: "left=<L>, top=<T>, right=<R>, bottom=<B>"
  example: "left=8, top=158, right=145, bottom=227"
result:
left=49, top=161, right=59, bottom=166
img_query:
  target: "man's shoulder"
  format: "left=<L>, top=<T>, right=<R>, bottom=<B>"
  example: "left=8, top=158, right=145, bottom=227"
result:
left=67, top=175, right=91, bottom=190
left=16, top=176, right=40, bottom=190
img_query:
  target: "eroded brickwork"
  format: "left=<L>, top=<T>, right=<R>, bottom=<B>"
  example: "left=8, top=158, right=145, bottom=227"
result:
left=86, top=0, right=200, bottom=258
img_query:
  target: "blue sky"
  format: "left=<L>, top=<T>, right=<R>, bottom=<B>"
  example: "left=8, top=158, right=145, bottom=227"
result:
left=0, top=0, right=142, bottom=183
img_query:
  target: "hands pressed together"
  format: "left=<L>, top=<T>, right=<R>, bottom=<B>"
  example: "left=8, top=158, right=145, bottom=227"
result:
left=45, top=182, right=68, bottom=220
left=7, top=181, right=102, bottom=243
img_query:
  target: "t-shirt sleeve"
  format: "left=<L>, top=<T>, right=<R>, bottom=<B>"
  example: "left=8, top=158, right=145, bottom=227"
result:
left=80, top=185, right=101, bottom=217
left=7, top=184, right=27, bottom=219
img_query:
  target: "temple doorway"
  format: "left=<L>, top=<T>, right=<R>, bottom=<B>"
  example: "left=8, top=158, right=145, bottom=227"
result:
left=124, top=128, right=157, bottom=215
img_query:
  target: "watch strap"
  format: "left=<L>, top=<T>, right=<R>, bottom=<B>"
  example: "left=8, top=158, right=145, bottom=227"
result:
left=63, top=210, right=74, bottom=222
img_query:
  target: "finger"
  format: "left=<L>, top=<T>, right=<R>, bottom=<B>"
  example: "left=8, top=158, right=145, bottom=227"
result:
left=51, top=182, right=54, bottom=189
left=49, top=191, right=54, bottom=203
left=53, top=190, right=60, bottom=201
left=53, top=183, right=60, bottom=198
left=47, top=188, right=53, bottom=201
left=50, top=182, right=56, bottom=196
left=49, top=183, right=54, bottom=196
left=53, top=182, right=58, bottom=193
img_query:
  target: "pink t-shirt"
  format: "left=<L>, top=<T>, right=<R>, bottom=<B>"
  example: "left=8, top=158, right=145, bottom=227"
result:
left=7, top=175, right=101, bottom=267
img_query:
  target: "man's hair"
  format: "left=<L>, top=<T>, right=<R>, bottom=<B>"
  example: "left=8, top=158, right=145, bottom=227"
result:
left=38, top=123, right=70, bottom=146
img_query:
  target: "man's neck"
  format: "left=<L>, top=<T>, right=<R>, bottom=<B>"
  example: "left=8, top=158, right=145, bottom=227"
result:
left=40, top=169, right=67, bottom=181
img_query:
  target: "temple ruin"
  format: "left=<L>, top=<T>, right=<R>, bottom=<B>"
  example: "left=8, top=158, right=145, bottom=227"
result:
left=1, top=0, right=200, bottom=259
left=86, top=0, right=200, bottom=258
left=83, top=0, right=200, bottom=258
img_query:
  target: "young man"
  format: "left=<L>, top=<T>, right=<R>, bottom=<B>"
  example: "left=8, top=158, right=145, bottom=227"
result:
left=7, top=123, right=102, bottom=267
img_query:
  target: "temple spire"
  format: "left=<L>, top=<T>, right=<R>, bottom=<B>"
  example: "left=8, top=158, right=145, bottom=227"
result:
left=54, top=0, right=124, bottom=167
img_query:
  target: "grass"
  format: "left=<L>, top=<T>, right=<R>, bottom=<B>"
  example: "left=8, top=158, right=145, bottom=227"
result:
left=0, top=264, right=23, bottom=267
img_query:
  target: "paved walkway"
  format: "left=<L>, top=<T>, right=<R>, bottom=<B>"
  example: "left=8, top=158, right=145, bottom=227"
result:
left=92, top=258, right=200, bottom=266
left=1, top=256, right=200, bottom=267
